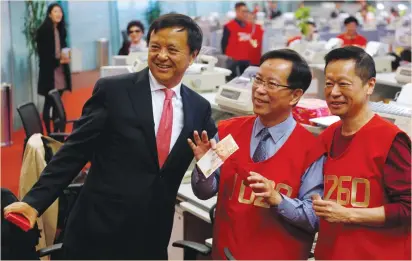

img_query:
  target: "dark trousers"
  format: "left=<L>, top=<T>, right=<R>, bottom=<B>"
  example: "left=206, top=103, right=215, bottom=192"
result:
left=226, top=59, right=250, bottom=81
left=42, top=90, right=63, bottom=134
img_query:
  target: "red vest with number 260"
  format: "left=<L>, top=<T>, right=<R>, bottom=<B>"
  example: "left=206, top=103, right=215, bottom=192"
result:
left=315, top=115, right=411, bottom=260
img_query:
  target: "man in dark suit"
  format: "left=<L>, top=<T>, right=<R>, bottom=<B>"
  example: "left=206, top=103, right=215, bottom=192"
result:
left=4, top=13, right=216, bottom=260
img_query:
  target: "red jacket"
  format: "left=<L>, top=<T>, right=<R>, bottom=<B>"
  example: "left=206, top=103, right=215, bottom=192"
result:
left=225, top=20, right=252, bottom=61
left=337, top=33, right=367, bottom=47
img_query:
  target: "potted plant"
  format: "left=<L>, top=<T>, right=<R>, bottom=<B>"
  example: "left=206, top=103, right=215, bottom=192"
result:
left=145, top=0, right=161, bottom=27
left=23, top=0, right=47, bottom=58
left=294, top=3, right=311, bottom=36
left=23, top=0, right=47, bottom=106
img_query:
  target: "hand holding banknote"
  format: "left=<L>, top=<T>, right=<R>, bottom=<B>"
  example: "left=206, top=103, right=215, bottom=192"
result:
left=194, top=134, right=239, bottom=178
left=187, top=130, right=217, bottom=161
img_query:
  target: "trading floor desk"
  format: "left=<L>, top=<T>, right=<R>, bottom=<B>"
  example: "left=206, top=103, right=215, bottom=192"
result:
left=169, top=182, right=216, bottom=260
left=177, top=183, right=216, bottom=223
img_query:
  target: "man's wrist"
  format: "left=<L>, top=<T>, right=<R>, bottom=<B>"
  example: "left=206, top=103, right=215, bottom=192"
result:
left=268, top=190, right=283, bottom=206
left=346, top=208, right=357, bottom=224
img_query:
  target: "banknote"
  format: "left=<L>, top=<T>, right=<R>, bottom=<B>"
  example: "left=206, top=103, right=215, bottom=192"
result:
left=197, top=134, right=239, bottom=178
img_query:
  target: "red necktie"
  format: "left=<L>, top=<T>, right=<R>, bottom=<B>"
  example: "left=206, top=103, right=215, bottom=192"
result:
left=156, top=88, right=174, bottom=168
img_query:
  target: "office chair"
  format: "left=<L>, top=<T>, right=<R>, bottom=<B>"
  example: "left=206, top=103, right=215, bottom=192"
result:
left=48, top=89, right=79, bottom=133
left=172, top=203, right=236, bottom=260
left=1, top=187, right=64, bottom=260
left=17, top=102, right=69, bottom=145
left=17, top=133, right=86, bottom=259
left=38, top=135, right=86, bottom=248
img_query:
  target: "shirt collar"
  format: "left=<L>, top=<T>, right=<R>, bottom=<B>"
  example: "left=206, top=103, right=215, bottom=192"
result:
left=234, top=18, right=246, bottom=27
left=148, top=69, right=182, bottom=99
left=254, top=113, right=296, bottom=144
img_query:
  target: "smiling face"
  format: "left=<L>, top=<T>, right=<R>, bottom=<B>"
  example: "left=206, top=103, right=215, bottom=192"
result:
left=324, top=59, right=375, bottom=119
left=128, top=25, right=143, bottom=44
left=252, top=58, right=303, bottom=121
left=148, top=27, right=197, bottom=88
left=49, top=6, right=63, bottom=24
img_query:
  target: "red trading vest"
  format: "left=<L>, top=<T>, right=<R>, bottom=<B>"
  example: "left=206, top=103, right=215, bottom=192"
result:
left=225, top=20, right=252, bottom=61
left=212, top=116, right=325, bottom=260
left=249, top=24, right=264, bottom=65
left=315, top=115, right=411, bottom=260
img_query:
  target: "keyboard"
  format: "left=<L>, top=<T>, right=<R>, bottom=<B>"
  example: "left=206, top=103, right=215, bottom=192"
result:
left=369, top=102, right=412, bottom=117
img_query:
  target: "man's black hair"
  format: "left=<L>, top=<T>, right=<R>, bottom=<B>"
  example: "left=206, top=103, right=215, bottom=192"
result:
left=147, top=13, right=203, bottom=54
left=324, top=46, right=376, bottom=84
left=127, top=20, right=145, bottom=34
left=344, top=16, right=359, bottom=26
left=235, top=2, right=247, bottom=9
left=260, top=49, right=312, bottom=92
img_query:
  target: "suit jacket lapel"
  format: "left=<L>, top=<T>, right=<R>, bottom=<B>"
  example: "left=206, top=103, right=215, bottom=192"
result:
left=162, top=85, right=194, bottom=170
left=127, top=68, right=159, bottom=167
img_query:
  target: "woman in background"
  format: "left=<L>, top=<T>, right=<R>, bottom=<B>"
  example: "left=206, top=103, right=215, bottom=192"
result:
left=36, top=2, right=71, bottom=134
left=118, top=20, right=147, bottom=55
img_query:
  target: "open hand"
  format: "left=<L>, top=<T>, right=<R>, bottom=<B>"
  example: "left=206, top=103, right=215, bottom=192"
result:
left=187, top=130, right=217, bottom=161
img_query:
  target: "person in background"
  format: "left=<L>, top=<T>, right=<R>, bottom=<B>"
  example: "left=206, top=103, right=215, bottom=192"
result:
left=356, top=6, right=375, bottom=26
left=400, top=49, right=411, bottom=64
left=221, top=2, right=252, bottom=78
left=313, top=46, right=411, bottom=260
left=189, top=49, right=325, bottom=260
left=337, top=16, right=367, bottom=48
left=266, top=1, right=282, bottom=19
left=330, top=1, right=345, bottom=18
left=118, top=20, right=147, bottom=55
left=387, top=7, right=400, bottom=24
left=247, top=11, right=264, bottom=66
left=287, top=21, right=318, bottom=46
left=36, top=2, right=72, bottom=134
left=252, top=3, right=260, bottom=15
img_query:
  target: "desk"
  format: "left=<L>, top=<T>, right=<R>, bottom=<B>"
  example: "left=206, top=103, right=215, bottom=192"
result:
left=169, top=183, right=215, bottom=260
left=178, top=183, right=217, bottom=220
left=376, top=72, right=402, bottom=88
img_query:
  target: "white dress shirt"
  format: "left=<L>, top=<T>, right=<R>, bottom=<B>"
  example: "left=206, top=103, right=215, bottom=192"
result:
left=149, top=69, right=184, bottom=152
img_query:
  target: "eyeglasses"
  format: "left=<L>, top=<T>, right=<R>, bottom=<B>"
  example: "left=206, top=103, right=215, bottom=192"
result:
left=251, top=76, right=292, bottom=90
left=129, top=29, right=142, bottom=34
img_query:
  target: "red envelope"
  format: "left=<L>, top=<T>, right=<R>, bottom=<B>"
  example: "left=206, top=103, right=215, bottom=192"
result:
left=293, top=98, right=331, bottom=126
left=5, top=213, right=31, bottom=232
